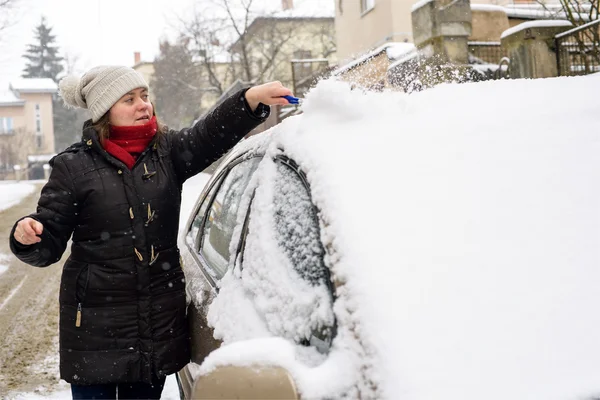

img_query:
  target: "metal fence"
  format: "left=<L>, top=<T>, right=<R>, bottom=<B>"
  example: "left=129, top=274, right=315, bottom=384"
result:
left=556, top=19, right=600, bottom=76
left=468, top=42, right=507, bottom=65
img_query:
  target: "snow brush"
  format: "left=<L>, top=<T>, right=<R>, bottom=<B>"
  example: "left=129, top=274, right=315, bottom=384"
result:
left=281, top=95, right=302, bottom=105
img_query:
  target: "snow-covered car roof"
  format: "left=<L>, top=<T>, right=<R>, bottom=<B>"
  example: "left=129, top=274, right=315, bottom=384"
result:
left=194, top=77, right=600, bottom=399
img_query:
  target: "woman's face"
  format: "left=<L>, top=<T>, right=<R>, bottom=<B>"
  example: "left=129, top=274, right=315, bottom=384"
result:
left=109, top=87, right=154, bottom=126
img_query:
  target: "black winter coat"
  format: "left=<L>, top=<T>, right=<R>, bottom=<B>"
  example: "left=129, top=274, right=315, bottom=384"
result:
left=10, top=90, right=269, bottom=385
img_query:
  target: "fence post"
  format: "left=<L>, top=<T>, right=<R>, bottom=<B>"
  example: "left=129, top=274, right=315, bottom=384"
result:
left=412, top=0, right=472, bottom=65
left=500, top=20, right=572, bottom=79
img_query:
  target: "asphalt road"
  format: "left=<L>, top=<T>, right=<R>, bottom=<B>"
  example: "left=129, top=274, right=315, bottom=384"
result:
left=0, top=184, right=69, bottom=397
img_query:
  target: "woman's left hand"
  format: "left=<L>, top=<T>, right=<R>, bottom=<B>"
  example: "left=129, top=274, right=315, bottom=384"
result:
left=245, top=81, right=294, bottom=112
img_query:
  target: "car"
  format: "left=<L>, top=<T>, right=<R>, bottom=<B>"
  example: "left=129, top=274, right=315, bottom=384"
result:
left=176, top=77, right=600, bottom=400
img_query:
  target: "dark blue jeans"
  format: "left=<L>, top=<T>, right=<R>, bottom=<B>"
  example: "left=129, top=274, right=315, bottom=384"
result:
left=70, top=376, right=166, bottom=400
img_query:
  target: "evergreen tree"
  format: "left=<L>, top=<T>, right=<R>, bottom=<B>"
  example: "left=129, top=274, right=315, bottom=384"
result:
left=151, top=38, right=203, bottom=130
left=21, top=17, right=88, bottom=152
left=22, top=17, right=64, bottom=82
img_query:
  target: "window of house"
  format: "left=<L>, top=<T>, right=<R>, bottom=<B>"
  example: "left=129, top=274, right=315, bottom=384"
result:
left=0, top=117, right=14, bottom=135
left=361, top=0, right=375, bottom=13
left=292, top=50, right=314, bottom=82
left=35, top=104, right=41, bottom=133
left=293, top=50, right=312, bottom=60
left=36, top=135, right=43, bottom=148
left=200, top=157, right=261, bottom=280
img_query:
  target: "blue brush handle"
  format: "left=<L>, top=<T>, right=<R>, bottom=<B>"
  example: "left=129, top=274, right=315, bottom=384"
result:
left=282, top=95, right=301, bottom=104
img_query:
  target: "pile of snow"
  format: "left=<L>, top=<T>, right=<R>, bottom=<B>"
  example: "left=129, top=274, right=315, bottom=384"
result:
left=0, top=182, right=36, bottom=212
left=9, top=78, right=57, bottom=93
left=196, top=76, right=600, bottom=400
left=0, top=90, right=24, bottom=106
left=501, top=19, right=572, bottom=39
left=8, top=376, right=180, bottom=400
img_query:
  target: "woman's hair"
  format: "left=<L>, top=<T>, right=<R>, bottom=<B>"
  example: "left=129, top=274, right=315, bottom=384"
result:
left=92, top=103, right=167, bottom=145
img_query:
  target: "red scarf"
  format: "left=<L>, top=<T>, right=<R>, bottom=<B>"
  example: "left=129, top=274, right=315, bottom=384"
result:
left=103, top=116, right=158, bottom=169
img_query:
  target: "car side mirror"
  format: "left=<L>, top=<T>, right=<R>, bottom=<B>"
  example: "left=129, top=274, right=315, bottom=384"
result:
left=192, top=365, right=299, bottom=399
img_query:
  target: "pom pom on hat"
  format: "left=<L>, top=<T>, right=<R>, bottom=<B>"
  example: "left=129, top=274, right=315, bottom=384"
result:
left=57, top=65, right=149, bottom=122
left=58, top=75, right=86, bottom=109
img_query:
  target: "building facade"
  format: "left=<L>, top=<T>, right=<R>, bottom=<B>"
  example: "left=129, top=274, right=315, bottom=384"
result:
left=333, top=0, right=558, bottom=65
left=0, top=78, right=57, bottom=180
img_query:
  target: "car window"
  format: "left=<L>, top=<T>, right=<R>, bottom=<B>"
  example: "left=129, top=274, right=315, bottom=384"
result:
left=200, top=158, right=260, bottom=280
left=273, top=161, right=329, bottom=286
left=188, top=178, right=220, bottom=250
left=271, top=159, right=335, bottom=352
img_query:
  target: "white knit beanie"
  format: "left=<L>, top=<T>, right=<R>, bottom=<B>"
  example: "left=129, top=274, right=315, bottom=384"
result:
left=58, top=66, right=149, bottom=122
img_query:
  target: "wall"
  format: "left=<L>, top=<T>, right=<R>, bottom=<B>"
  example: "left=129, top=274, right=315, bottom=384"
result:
left=133, top=63, right=155, bottom=87
left=470, top=9, right=510, bottom=41
left=337, top=52, right=391, bottom=89
left=335, top=0, right=396, bottom=62
left=0, top=105, right=27, bottom=176
left=0, top=105, right=26, bottom=131
left=18, top=92, right=55, bottom=155
left=391, top=0, right=416, bottom=43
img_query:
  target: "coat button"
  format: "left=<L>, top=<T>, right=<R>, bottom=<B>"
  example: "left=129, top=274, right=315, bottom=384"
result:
left=118, top=169, right=123, bottom=175
left=86, top=139, right=92, bottom=146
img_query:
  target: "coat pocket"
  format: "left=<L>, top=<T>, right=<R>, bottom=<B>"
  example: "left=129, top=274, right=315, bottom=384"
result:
left=74, top=264, right=89, bottom=328
left=75, top=264, right=90, bottom=304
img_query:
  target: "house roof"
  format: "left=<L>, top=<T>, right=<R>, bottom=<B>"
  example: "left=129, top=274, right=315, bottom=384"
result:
left=332, top=42, right=416, bottom=76
left=133, top=61, right=154, bottom=69
left=9, top=78, right=58, bottom=94
left=0, top=90, right=25, bottom=107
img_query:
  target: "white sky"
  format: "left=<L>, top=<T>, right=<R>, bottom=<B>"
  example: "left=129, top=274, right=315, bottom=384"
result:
left=0, top=0, right=197, bottom=88
left=0, top=0, right=333, bottom=90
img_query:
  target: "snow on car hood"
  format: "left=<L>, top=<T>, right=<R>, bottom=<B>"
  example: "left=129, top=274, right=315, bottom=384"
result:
left=200, top=77, right=600, bottom=400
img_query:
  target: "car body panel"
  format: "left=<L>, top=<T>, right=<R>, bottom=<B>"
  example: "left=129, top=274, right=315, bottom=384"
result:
left=191, top=365, right=298, bottom=399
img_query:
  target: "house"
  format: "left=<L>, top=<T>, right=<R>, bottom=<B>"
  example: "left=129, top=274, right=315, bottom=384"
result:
left=334, top=0, right=563, bottom=65
left=334, top=0, right=573, bottom=89
left=132, top=51, right=155, bottom=86
left=227, top=0, right=336, bottom=98
left=133, top=1, right=335, bottom=121
left=0, top=78, right=57, bottom=180
left=335, top=0, right=413, bottom=64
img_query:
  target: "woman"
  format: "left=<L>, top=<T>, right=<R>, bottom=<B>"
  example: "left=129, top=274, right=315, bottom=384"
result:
left=9, top=65, right=293, bottom=399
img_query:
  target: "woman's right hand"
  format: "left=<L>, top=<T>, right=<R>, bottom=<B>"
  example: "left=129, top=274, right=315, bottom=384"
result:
left=14, top=217, right=44, bottom=245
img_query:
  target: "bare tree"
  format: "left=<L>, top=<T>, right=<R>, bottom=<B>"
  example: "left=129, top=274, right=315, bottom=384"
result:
left=537, top=0, right=600, bottom=74
left=0, top=127, right=35, bottom=179
left=151, top=37, right=204, bottom=129
left=176, top=0, right=335, bottom=96
left=0, top=0, right=19, bottom=39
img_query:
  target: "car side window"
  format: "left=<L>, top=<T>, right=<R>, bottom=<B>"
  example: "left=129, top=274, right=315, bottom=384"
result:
left=272, top=160, right=335, bottom=352
left=273, top=161, right=329, bottom=286
left=188, top=180, right=220, bottom=249
left=200, top=158, right=260, bottom=280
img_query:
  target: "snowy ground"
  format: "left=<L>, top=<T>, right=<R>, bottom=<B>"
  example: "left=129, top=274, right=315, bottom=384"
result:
left=1, top=173, right=210, bottom=399
left=0, top=181, right=36, bottom=212
left=0, top=182, right=37, bottom=277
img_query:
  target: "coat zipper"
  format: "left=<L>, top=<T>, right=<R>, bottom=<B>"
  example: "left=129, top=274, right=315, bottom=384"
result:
left=76, top=303, right=82, bottom=327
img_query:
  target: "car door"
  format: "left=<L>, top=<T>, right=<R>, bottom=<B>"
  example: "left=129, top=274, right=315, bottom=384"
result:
left=233, top=155, right=337, bottom=353
left=184, top=154, right=262, bottom=365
